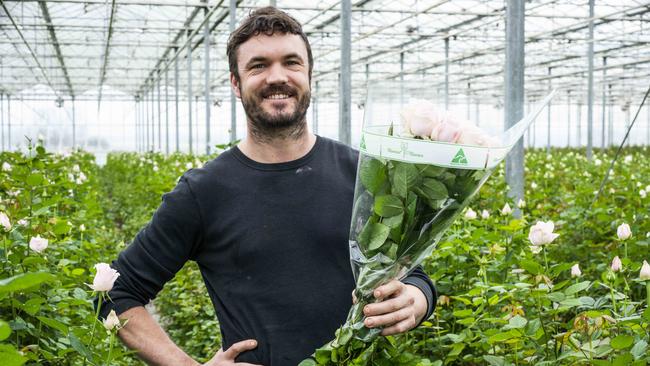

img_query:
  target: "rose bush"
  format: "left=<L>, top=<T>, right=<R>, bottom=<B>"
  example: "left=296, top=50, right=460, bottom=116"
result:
left=2, top=142, right=649, bottom=365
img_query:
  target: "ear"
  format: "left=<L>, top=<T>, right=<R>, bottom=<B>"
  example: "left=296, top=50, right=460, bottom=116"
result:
left=230, top=73, right=241, bottom=98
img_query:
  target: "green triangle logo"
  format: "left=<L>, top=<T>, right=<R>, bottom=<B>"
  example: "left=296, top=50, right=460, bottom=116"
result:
left=360, top=135, right=367, bottom=150
left=451, top=148, right=468, bottom=165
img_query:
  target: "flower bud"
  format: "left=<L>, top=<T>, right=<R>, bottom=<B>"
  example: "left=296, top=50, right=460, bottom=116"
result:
left=481, top=209, right=490, bottom=219
left=103, top=310, right=121, bottom=330
left=501, top=203, right=512, bottom=216
left=611, top=256, right=622, bottom=272
left=640, top=260, right=650, bottom=281
left=570, top=263, right=581, bottom=278
left=517, top=199, right=526, bottom=209
left=616, top=223, right=631, bottom=240
left=2, top=162, right=11, bottom=172
left=464, top=208, right=477, bottom=220
left=0, top=212, right=11, bottom=231
left=437, top=295, right=450, bottom=307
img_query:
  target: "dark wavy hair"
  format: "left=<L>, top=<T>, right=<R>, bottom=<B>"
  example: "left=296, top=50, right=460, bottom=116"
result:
left=227, top=7, right=313, bottom=82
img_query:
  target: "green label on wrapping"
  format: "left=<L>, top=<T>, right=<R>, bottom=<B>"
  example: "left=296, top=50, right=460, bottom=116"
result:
left=451, top=148, right=468, bottom=166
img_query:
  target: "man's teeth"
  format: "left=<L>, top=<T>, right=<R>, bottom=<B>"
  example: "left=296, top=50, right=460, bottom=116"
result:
left=267, top=94, right=289, bottom=99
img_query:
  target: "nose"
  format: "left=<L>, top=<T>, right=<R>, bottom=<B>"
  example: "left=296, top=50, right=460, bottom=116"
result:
left=265, top=62, right=288, bottom=85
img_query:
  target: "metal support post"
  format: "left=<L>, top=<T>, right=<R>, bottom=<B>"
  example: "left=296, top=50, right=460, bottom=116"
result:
left=6, top=95, right=10, bottom=150
left=204, top=4, right=211, bottom=155
left=187, top=31, right=193, bottom=154
left=134, top=100, right=138, bottom=152
left=466, top=83, right=471, bottom=120
left=230, top=0, right=237, bottom=143
left=165, top=67, right=169, bottom=155
left=145, top=88, right=149, bottom=151
left=444, top=37, right=449, bottom=110
left=532, top=102, right=536, bottom=147
left=141, top=96, right=146, bottom=152
left=339, top=0, right=352, bottom=145
left=195, top=95, right=199, bottom=147
left=504, top=0, right=525, bottom=217
left=601, top=57, right=606, bottom=149
left=150, top=88, right=155, bottom=150
left=72, top=96, right=76, bottom=149
left=1, top=93, right=4, bottom=151
left=567, top=92, right=571, bottom=148
left=608, top=85, right=613, bottom=146
left=175, top=49, right=180, bottom=152
left=157, top=75, right=162, bottom=151
left=547, top=67, right=551, bottom=154
left=586, top=0, right=594, bottom=159
left=625, top=103, right=632, bottom=146
left=577, top=102, right=582, bottom=146
left=525, top=100, right=535, bottom=149
left=399, top=53, right=405, bottom=106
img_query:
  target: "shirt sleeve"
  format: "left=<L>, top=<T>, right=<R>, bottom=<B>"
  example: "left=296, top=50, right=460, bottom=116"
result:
left=401, top=265, right=437, bottom=325
left=95, top=176, right=203, bottom=319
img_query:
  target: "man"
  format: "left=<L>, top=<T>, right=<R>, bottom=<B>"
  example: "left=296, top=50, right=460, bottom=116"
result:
left=100, top=7, right=436, bottom=365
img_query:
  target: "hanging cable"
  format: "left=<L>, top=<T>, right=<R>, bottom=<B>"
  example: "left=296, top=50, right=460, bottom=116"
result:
left=591, top=82, right=650, bottom=207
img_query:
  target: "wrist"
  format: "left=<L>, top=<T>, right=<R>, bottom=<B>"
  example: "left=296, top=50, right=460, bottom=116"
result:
left=405, top=284, right=428, bottom=324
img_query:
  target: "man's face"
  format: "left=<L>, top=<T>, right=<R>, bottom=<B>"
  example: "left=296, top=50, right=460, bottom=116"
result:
left=231, top=33, right=311, bottom=136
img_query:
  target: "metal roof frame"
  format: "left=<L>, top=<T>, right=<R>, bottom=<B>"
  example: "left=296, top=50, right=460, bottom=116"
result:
left=0, top=0, right=649, bottom=106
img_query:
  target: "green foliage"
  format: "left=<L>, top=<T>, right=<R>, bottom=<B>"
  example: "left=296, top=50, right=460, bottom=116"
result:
left=2, top=144, right=649, bottom=365
left=413, top=146, right=650, bottom=365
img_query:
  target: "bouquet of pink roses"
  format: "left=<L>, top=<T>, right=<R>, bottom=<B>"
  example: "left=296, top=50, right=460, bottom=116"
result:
left=300, top=84, right=555, bottom=365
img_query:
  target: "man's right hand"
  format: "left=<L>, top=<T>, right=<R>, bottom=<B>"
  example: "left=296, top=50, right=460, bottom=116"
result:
left=204, top=339, right=262, bottom=366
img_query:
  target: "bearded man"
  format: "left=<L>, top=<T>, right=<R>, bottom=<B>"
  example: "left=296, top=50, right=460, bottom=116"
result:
left=99, top=7, right=436, bottom=366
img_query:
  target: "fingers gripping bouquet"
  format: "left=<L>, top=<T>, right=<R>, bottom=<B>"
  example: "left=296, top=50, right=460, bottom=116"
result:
left=300, top=83, right=555, bottom=365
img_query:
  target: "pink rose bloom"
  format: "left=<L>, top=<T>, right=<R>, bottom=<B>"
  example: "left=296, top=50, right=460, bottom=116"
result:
left=400, top=100, right=441, bottom=138
left=90, top=263, right=120, bottom=292
left=457, top=124, right=501, bottom=147
left=528, top=221, right=559, bottom=246
left=432, top=121, right=463, bottom=143
left=29, top=236, right=48, bottom=253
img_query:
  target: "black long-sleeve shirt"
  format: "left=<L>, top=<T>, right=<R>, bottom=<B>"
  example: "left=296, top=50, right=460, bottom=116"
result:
left=100, top=136, right=435, bottom=365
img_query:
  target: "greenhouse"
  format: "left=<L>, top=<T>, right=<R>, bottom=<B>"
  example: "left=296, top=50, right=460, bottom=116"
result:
left=1, top=0, right=649, bottom=365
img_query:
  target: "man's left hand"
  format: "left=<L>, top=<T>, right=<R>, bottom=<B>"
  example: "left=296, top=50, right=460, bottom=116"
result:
left=361, top=281, right=428, bottom=336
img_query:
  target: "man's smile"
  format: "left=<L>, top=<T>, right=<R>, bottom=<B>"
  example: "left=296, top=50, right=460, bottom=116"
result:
left=265, top=93, right=291, bottom=100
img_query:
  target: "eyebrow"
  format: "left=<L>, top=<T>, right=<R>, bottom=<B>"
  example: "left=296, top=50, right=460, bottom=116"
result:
left=244, top=53, right=305, bottom=69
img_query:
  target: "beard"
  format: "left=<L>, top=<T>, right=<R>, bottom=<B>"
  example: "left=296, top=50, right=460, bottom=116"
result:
left=241, top=83, right=311, bottom=142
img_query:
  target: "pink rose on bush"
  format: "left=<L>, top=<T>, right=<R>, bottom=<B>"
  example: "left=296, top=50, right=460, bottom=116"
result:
left=29, top=236, right=48, bottom=253
left=91, top=263, right=120, bottom=292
